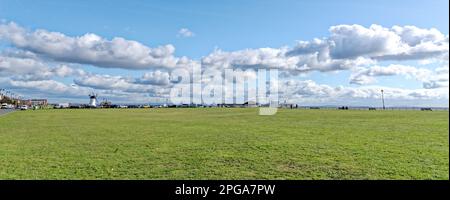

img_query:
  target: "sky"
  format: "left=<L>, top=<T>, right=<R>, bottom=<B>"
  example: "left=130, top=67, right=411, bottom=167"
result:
left=0, top=0, right=449, bottom=106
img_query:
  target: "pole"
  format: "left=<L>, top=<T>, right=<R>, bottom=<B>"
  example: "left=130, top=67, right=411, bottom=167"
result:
left=381, top=89, right=385, bottom=110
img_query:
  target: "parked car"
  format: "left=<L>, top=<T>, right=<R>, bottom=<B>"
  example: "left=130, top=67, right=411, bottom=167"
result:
left=1, top=103, right=8, bottom=109
left=20, top=105, right=28, bottom=110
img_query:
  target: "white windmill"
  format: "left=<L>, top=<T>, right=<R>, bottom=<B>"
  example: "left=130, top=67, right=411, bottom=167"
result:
left=88, top=92, right=98, bottom=107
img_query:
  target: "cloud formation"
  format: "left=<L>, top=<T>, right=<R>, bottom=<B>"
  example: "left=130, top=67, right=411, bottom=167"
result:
left=0, top=22, right=194, bottom=70
left=73, top=73, right=171, bottom=94
left=203, top=24, right=448, bottom=75
left=0, top=52, right=86, bottom=81
left=0, top=21, right=448, bottom=105
left=177, top=28, right=195, bottom=38
left=289, top=24, right=449, bottom=61
left=349, top=64, right=449, bottom=89
left=8, top=79, right=90, bottom=96
left=282, top=79, right=448, bottom=104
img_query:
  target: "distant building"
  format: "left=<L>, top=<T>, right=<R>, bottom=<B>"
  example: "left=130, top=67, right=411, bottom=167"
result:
left=22, top=99, right=48, bottom=106
left=30, top=99, right=48, bottom=106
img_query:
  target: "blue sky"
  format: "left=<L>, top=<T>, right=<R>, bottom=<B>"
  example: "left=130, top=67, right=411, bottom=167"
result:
left=1, top=0, right=448, bottom=59
left=0, top=0, right=449, bottom=106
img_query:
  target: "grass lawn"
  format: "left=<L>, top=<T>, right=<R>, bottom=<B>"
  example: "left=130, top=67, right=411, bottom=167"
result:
left=0, top=108, right=448, bottom=179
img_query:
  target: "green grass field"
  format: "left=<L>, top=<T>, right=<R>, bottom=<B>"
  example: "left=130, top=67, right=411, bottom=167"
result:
left=0, top=108, right=448, bottom=179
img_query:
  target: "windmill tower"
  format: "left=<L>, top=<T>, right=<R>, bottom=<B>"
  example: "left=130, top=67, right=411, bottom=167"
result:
left=89, top=93, right=98, bottom=107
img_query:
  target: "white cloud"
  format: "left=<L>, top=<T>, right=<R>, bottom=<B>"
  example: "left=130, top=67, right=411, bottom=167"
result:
left=349, top=64, right=449, bottom=89
left=177, top=28, right=195, bottom=38
left=201, top=47, right=375, bottom=74
left=134, top=70, right=171, bottom=85
left=0, top=22, right=194, bottom=70
left=202, top=48, right=298, bottom=70
left=74, top=74, right=147, bottom=93
left=288, top=24, right=448, bottom=62
left=202, top=24, right=448, bottom=75
left=73, top=73, right=172, bottom=94
left=328, top=24, right=406, bottom=59
left=281, top=79, right=449, bottom=104
left=423, top=65, right=449, bottom=89
left=0, top=52, right=86, bottom=81
left=8, top=79, right=91, bottom=96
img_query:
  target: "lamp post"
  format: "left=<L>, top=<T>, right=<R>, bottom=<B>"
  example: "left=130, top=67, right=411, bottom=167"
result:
left=381, top=89, right=385, bottom=110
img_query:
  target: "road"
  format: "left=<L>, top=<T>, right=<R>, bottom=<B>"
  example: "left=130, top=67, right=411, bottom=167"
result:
left=0, top=109, right=15, bottom=117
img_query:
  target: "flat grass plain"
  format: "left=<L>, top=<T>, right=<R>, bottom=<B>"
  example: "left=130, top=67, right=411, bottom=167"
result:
left=0, top=108, right=448, bottom=179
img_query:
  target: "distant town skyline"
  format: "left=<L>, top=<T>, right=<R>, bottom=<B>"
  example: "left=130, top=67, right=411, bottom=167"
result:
left=0, top=0, right=448, bottom=107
